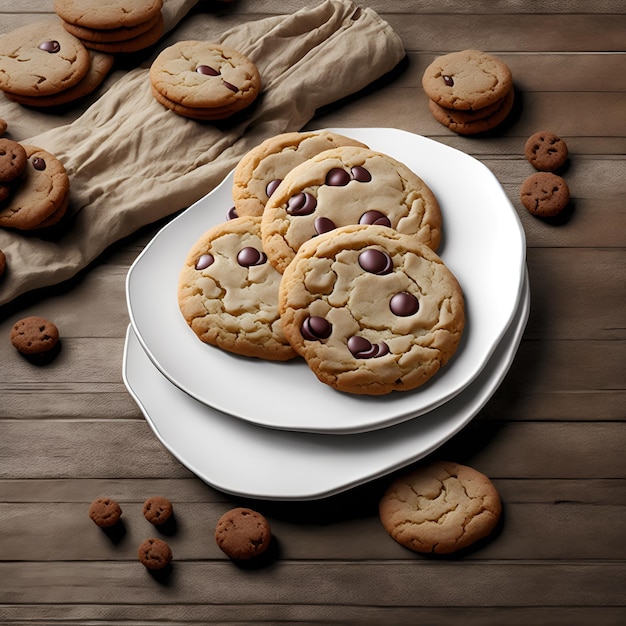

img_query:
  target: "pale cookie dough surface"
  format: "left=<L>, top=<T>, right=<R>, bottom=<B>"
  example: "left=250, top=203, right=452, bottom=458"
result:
left=150, top=41, right=261, bottom=111
left=278, top=225, right=464, bottom=396
left=261, top=147, right=442, bottom=274
left=379, top=461, right=502, bottom=554
left=422, top=49, right=512, bottom=111
left=0, top=21, right=91, bottom=97
left=61, top=10, right=161, bottom=42
left=0, top=145, right=70, bottom=230
left=54, top=0, right=163, bottom=29
left=178, top=215, right=297, bottom=361
left=232, top=131, right=369, bottom=218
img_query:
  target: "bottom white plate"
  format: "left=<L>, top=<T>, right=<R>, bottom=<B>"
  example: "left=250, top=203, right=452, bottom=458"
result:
left=123, top=271, right=529, bottom=501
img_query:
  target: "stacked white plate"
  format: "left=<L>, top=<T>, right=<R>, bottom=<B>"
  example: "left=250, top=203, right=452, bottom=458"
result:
left=124, top=128, right=528, bottom=501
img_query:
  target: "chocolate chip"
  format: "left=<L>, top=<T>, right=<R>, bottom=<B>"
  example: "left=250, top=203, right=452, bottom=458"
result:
left=195, top=253, right=214, bottom=270
left=348, top=336, right=389, bottom=359
left=286, top=192, right=317, bottom=216
left=443, top=75, right=454, bottom=86
left=390, top=292, right=419, bottom=316
left=38, top=40, right=60, bottom=53
left=237, top=247, right=267, bottom=267
left=325, top=168, right=351, bottom=186
left=266, top=178, right=282, bottom=198
left=196, top=65, right=219, bottom=76
left=351, top=166, right=372, bottom=182
left=314, top=216, right=336, bottom=234
left=32, top=157, right=46, bottom=171
left=227, top=206, right=238, bottom=220
left=359, top=210, right=391, bottom=227
left=222, top=80, right=238, bottom=93
left=358, top=249, right=393, bottom=275
left=301, top=315, right=332, bottom=341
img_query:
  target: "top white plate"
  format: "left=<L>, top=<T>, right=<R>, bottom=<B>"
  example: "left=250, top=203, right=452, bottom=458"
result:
left=127, top=128, right=526, bottom=434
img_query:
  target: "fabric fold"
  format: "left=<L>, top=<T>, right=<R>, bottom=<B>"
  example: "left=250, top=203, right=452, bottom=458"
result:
left=0, top=0, right=405, bottom=308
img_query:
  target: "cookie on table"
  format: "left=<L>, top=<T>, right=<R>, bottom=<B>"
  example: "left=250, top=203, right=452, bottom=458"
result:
left=5, top=51, right=114, bottom=108
left=261, top=146, right=442, bottom=274
left=143, top=496, right=174, bottom=526
left=54, top=0, right=163, bottom=30
left=0, top=145, right=70, bottom=231
left=138, top=537, right=172, bottom=570
left=520, top=172, right=570, bottom=218
left=0, top=21, right=91, bottom=98
left=178, top=215, right=297, bottom=361
left=278, top=225, right=465, bottom=396
left=524, top=130, right=569, bottom=172
left=232, top=131, right=369, bottom=218
left=379, top=461, right=502, bottom=554
left=0, top=138, right=27, bottom=183
left=215, top=507, right=272, bottom=560
left=0, top=249, right=5, bottom=278
left=150, top=41, right=261, bottom=120
left=422, top=49, right=512, bottom=111
left=88, top=497, right=122, bottom=527
left=10, top=316, right=60, bottom=356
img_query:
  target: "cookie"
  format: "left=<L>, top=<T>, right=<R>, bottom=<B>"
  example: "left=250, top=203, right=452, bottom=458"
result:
left=0, top=145, right=70, bottom=230
left=137, top=537, right=172, bottom=570
left=278, top=224, right=465, bottom=396
left=88, top=497, right=122, bottom=527
left=524, top=130, right=569, bottom=172
left=54, top=0, right=163, bottom=30
left=10, top=316, right=60, bottom=356
left=428, top=87, right=515, bottom=135
left=150, top=41, right=261, bottom=119
left=232, top=131, right=370, bottom=218
left=215, top=507, right=272, bottom=560
left=76, top=14, right=164, bottom=54
left=177, top=215, right=297, bottom=361
left=0, top=119, right=6, bottom=136
left=422, top=49, right=512, bottom=111
left=142, top=496, right=173, bottom=526
left=0, top=138, right=27, bottom=183
left=520, top=172, right=570, bottom=217
left=0, top=21, right=91, bottom=97
left=261, top=146, right=442, bottom=274
left=379, top=461, right=502, bottom=554
left=60, top=9, right=161, bottom=43
left=5, top=51, right=113, bottom=108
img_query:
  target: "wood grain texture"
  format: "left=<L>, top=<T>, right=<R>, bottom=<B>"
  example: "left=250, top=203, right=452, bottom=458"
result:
left=0, top=0, right=624, bottom=623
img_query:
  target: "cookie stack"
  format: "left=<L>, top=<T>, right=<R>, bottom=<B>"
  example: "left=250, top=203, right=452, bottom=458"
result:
left=0, top=21, right=113, bottom=108
left=0, top=139, right=70, bottom=231
left=177, top=132, right=465, bottom=396
left=149, top=42, right=262, bottom=121
left=422, top=49, right=514, bottom=135
left=54, top=0, right=164, bottom=54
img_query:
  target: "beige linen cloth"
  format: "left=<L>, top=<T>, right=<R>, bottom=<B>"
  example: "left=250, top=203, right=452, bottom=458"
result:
left=0, top=0, right=405, bottom=307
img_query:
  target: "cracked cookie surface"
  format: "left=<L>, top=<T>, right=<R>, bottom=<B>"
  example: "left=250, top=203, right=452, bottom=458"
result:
left=278, top=225, right=464, bottom=396
left=261, top=146, right=442, bottom=274
left=177, top=215, right=297, bottom=361
left=379, top=461, right=502, bottom=554
left=215, top=507, right=271, bottom=560
left=54, top=0, right=163, bottom=29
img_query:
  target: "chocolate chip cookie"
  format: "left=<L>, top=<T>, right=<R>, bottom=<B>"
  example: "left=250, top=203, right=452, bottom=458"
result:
left=524, top=130, right=569, bottom=172
left=215, top=507, right=272, bottom=560
left=520, top=171, right=570, bottom=217
left=10, top=316, right=60, bottom=356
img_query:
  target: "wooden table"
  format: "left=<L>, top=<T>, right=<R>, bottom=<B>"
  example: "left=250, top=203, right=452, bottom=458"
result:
left=1, top=1, right=624, bottom=623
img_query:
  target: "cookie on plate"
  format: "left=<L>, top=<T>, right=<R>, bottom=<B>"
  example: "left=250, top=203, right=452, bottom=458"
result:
left=178, top=215, right=297, bottom=361
left=520, top=171, right=570, bottom=217
left=261, top=146, right=442, bottom=274
left=0, top=145, right=70, bottom=231
left=150, top=41, right=261, bottom=120
left=524, top=130, right=569, bottom=172
left=0, top=21, right=91, bottom=98
left=232, top=131, right=369, bottom=218
left=279, top=224, right=465, bottom=396
left=215, top=507, right=272, bottom=560
left=379, top=461, right=502, bottom=554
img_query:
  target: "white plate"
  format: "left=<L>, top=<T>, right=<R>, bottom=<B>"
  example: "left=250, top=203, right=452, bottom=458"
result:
left=127, top=128, right=526, bottom=434
left=123, top=270, right=529, bottom=501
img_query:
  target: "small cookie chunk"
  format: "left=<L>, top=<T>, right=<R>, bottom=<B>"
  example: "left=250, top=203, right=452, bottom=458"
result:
left=520, top=172, right=570, bottom=217
left=232, top=131, right=369, bottom=218
left=524, top=130, right=569, bottom=172
left=54, top=0, right=163, bottom=30
left=150, top=41, right=261, bottom=119
left=88, top=497, right=122, bottom=527
left=422, top=49, right=512, bottom=111
left=138, top=537, right=172, bottom=570
left=428, top=87, right=515, bottom=135
left=10, top=316, right=60, bottom=355
left=178, top=215, right=297, bottom=361
left=379, top=461, right=502, bottom=554
left=142, top=496, right=174, bottom=526
left=261, top=146, right=442, bottom=274
left=215, top=507, right=271, bottom=560
left=0, top=21, right=91, bottom=97
left=0, top=139, right=27, bottom=183
left=279, top=225, right=465, bottom=396
left=0, top=145, right=70, bottom=230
